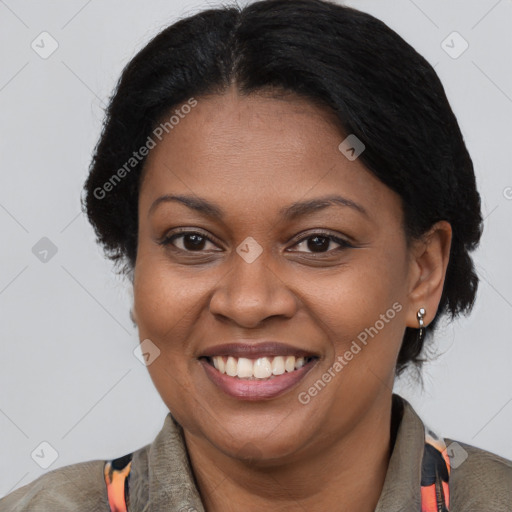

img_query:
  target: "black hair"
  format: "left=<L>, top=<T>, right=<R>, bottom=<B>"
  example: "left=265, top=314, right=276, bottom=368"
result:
left=82, top=0, right=483, bottom=377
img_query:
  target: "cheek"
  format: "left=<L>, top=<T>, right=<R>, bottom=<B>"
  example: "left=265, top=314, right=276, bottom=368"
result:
left=133, top=253, right=204, bottom=340
left=316, top=246, right=408, bottom=364
left=133, top=254, right=206, bottom=424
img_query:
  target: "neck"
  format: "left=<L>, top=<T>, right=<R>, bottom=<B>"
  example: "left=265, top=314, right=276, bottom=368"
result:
left=184, top=394, right=395, bottom=512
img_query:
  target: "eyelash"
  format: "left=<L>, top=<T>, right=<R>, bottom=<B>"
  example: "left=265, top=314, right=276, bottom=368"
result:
left=158, top=229, right=354, bottom=254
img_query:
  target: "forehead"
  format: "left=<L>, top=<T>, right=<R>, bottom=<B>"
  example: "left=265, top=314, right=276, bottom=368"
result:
left=138, top=89, right=402, bottom=225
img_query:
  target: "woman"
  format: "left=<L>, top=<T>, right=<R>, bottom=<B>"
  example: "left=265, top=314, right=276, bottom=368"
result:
left=1, top=0, right=511, bottom=510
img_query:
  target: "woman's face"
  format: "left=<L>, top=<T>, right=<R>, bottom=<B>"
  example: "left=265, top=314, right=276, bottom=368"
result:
left=133, top=87, right=422, bottom=462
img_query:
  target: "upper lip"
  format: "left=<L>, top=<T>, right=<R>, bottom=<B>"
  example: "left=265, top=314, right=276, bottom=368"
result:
left=198, top=341, right=318, bottom=359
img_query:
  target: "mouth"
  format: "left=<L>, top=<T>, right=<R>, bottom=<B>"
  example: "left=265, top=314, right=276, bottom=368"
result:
left=198, top=342, right=319, bottom=400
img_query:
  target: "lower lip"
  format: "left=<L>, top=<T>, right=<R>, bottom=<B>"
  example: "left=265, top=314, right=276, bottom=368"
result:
left=200, top=358, right=317, bottom=401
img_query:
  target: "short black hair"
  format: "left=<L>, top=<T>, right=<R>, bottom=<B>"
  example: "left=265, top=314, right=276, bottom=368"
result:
left=82, top=0, right=483, bottom=377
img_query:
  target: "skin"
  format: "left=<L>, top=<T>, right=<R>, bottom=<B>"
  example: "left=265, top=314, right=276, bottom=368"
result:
left=131, top=85, right=452, bottom=512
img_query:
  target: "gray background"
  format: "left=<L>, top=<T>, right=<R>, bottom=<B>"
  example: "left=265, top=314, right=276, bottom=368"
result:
left=1, top=0, right=511, bottom=496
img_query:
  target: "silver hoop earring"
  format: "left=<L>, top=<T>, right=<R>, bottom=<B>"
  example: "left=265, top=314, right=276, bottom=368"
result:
left=417, top=307, right=426, bottom=342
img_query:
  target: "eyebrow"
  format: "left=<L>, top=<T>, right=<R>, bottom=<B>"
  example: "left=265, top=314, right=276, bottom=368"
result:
left=148, top=193, right=368, bottom=220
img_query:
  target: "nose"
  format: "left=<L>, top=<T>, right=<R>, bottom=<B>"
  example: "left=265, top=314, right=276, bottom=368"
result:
left=209, top=248, right=298, bottom=328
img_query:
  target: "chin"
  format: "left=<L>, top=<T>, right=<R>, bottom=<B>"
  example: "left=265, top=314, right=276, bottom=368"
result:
left=205, top=422, right=308, bottom=464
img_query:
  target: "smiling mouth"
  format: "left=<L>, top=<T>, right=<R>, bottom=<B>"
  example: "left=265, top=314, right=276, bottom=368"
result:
left=202, top=355, right=318, bottom=380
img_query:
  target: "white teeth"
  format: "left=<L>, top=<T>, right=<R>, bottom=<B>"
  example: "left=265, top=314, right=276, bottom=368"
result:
left=285, top=356, right=295, bottom=372
left=210, top=355, right=312, bottom=379
left=237, top=357, right=253, bottom=378
left=253, top=357, right=272, bottom=378
left=272, top=356, right=285, bottom=375
left=225, top=356, right=237, bottom=377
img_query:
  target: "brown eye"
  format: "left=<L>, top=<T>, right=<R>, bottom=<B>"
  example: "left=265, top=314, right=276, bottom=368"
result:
left=291, top=232, right=353, bottom=254
left=159, top=231, right=220, bottom=252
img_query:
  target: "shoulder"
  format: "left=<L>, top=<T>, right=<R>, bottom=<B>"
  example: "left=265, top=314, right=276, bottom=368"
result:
left=0, top=459, right=108, bottom=512
left=446, top=437, right=512, bottom=510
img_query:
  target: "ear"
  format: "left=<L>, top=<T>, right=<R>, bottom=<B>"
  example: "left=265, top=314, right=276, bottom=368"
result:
left=405, top=221, right=452, bottom=329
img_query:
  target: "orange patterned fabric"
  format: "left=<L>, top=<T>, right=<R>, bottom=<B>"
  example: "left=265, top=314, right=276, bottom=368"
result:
left=104, top=453, right=132, bottom=512
left=103, top=427, right=451, bottom=511
left=421, top=428, right=451, bottom=511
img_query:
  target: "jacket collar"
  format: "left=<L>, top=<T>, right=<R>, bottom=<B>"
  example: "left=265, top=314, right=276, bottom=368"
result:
left=374, top=394, right=425, bottom=511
